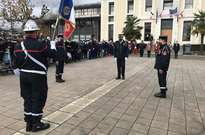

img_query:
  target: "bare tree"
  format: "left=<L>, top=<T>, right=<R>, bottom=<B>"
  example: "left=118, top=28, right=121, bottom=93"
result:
left=0, top=0, right=49, bottom=32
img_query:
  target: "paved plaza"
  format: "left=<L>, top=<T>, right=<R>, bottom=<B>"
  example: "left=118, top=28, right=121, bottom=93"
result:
left=0, top=56, right=205, bottom=135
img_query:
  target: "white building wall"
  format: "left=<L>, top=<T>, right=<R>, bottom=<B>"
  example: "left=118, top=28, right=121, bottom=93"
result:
left=101, top=0, right=204, bottom=45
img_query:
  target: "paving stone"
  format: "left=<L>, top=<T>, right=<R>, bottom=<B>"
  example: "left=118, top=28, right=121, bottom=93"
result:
left=135, top=118, right=152, bottom=126
left=44, top=111, right=73, bottom=124
left=65, top=116, right=86, bottom=126
left=116, top=119, right=135, bottom=130
left=90, top=123, right=114, bottom=134
left=128, top=131, right=146, bottom=135
left=131, top=123, right=149, bottom=134
left=109, top=127, right=129, bottom=135
left=6, top=120, right=25, bottom=131
left=148, top=128, right=167, bottom=135
left=167, top=131, right=184, bottom=135
left=151, top=120, right=169, bottom=130
left=100, top=117, right=118, bottom=126
left=168, top=122, right=186, bottom=135
left=54, top=123, right=75, bottom=134
left=79, top=117, right=100, bottom=129
left=0, top=127, right=16, bottom=135
left=70, top=126, right=91, bottom=135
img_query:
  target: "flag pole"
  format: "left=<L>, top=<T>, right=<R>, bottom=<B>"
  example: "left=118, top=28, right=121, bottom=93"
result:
left=52, top=16, right=60, bottom=40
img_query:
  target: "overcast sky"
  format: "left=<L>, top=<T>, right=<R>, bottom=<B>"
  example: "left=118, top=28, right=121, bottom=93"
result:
left=31, top=0, right=100, bottom=8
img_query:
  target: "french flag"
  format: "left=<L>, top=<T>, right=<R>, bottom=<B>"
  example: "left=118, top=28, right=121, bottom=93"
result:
left=59, top=0, right=76, bottom=39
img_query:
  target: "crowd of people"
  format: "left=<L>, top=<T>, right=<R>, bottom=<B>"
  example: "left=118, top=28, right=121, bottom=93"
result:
left=0, top=32, right=181, bottom=75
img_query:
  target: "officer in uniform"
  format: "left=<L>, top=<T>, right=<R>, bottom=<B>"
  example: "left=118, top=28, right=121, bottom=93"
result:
left=114, top=34, right=129, bottom=80
left=13, top=20, right=56, bottom=132
left=154, top=36, right=171, bottom=98
left=55, top=34, right=66, bottom=83
left=173, top=41, right=180, bottom=59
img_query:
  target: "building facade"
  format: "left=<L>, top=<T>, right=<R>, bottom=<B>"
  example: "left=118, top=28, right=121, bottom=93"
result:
left=101, top=0, right=205, bottom=45
left=72, top=3, right=101, bottom=41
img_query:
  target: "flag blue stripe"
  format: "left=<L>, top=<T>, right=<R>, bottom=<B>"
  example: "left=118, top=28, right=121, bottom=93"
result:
left=59, top=0, right=73, bottom=20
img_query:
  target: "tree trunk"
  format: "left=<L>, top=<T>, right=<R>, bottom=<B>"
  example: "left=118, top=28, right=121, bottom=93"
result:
left=200, top=34, right=204, bottom=55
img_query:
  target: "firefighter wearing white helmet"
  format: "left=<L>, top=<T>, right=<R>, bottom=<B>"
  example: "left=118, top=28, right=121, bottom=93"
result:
left=13, top=19, right=56, bottom=132
left=23, top=19, right=40, bottom=32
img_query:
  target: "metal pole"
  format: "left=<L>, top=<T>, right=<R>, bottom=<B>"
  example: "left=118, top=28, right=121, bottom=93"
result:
left=52, top=16, right=60, bottom=40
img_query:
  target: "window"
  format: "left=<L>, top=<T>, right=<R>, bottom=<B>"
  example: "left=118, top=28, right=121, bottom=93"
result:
left=127, top=0, right=134, bottom=14
left=109, top=2, right=114, bottom=22
left=161, top=19, right=173, bottom=29
left=185, top=0, right=193, bottom=9
left=145, top=0, right=152, bottom=12
left=182, top=21, right=192, bottom=41
left=109, top=16, right=114, bottom=22
left=163, top=0, right=173, bottom=9
left=109, top=2, right=114, bottom=15
left=144, top=23, right=151, bottom=41
left=108, top=24, right=114, bottom=40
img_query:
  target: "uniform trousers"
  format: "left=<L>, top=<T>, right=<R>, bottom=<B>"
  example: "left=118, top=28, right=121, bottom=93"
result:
left=56, top=60, right=64, bottom=75
left=20, top=72, right=48, bottom=123
left=157, top=69, right=167, bottom=92
left=117, top=58, right=125, bottom=77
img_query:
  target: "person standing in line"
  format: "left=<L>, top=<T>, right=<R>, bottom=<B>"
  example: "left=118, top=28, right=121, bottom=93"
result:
left=55, top=34, right=66, bottom=83
left=139, top=40, right=145, bottom=57
left=173, top=41, right=180, bottom=59
left=146, top=42, right=152, bottom=57
left=114, top=34, right=129, bottom=80
left=154, top=36, right=171, bottom=98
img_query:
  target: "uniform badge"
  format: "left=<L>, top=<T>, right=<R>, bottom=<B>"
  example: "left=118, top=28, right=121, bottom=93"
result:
left=64, top=6, right=70, bottom=16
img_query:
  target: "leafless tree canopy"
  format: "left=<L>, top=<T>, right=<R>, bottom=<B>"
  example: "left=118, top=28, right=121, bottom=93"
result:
left=0, top=0, right=49, bottom=24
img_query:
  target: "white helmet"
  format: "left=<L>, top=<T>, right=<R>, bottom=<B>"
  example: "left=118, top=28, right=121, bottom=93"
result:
left=23, top=20, right=40, bottom=32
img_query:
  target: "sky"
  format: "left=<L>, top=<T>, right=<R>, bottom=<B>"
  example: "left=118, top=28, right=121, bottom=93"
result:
left=31, top=0, right=100, bottom=8
left=30, top=0, right=100, bottom=17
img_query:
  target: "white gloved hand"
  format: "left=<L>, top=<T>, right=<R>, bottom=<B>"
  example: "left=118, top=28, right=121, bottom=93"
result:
left=114, top=58, right=117, bottom=61
left=50, top=41, right=56, bottom=50
left=13, top=68, right=20, bottom=77
left=125, top=57, right=128, bottom=61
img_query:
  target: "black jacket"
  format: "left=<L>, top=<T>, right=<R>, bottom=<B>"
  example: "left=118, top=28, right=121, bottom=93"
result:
left=154, top=44, right=171, bottom=71
left=14, top=37, right=56, bottom=73
left=114, top=40, right=129, bottom=59
left=56, top=40, right=66, bottom=61
left=173, top=43, right=180, bottom=52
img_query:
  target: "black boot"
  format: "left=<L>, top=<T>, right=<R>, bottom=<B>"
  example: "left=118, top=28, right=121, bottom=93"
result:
left=56, top=75, right=65, bottom=83
left=154, top=91, right=166, bottom=98
left=24, top=115, right=32, bottom=132
left=32, top=122, right=50, bottom=132
left=122, top=75, right=125, bottom=80
left=26, top=122, right=32, bottom=132
left=115, top=76, right=121, bottom=80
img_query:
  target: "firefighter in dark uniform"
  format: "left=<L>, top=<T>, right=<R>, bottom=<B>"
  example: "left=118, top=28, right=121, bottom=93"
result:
left=154, top=36, right=171, bottom=98
left=13, top=20, right=56, bottom=132
left=114, top=34, right=129, bottom=80
left=55, top=34, right=66, bottom=83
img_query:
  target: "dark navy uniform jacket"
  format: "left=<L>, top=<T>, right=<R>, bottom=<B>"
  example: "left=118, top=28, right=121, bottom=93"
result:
left=56, top=40, right=66, bottom=61
left=114, top=40, right=129, bottom=59
left=154, top=44, right=171, bottom=71
left=14, top=37, right=56, bottom=74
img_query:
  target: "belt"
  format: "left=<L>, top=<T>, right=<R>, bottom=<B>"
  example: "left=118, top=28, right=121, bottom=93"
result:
left=21, top=69, right=46, bottom=75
